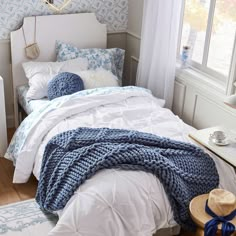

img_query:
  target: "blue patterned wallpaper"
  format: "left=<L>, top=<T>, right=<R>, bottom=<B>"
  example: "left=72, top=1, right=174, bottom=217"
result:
left=0, top=0, right=128, bottom=40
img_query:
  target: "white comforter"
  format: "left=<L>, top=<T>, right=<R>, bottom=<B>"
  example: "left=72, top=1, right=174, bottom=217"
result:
left=6, top=87, right=236, bottom=236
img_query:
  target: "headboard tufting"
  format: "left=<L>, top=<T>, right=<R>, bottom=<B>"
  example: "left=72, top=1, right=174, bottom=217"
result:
left=11, top=13, right=107, bottom=127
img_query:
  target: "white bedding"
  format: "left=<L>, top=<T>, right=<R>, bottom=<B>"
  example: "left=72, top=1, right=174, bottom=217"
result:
left=6, top=86, right=236, bottom=236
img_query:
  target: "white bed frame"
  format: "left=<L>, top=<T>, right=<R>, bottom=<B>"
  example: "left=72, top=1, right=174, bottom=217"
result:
left=11, top=13, right=107, bottom=127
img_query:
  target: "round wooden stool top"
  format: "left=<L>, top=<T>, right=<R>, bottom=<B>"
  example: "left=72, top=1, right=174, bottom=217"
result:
left=189, top=194, right=236, bottom=236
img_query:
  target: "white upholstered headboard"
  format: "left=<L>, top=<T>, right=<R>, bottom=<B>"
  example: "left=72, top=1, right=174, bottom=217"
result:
left=11, top=13, right=107, bottom=127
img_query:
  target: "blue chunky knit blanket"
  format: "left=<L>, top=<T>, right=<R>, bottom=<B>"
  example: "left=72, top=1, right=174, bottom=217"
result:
left=36, top=127, right=219, bottom=230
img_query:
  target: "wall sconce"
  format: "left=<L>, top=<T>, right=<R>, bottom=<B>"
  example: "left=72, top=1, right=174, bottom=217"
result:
left=43, top=0, right=72, bottom=12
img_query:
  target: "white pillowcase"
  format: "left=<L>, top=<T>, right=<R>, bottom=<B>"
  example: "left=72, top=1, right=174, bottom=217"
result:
left=22, top=58, right=88, bottom=100
left=77, top=68, right=120, bottom=90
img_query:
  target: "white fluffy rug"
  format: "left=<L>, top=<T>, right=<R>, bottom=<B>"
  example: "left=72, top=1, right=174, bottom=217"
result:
left=0, top=199, right=58, bottom=235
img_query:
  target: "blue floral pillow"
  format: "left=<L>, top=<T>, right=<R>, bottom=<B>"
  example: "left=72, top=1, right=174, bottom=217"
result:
left=48, top=72, right=84, bottom=100
left=56, top=41, right=125, bottom=81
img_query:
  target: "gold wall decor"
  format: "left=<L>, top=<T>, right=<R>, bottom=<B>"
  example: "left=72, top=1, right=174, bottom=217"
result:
left=43, top=0, right=72, bottom=12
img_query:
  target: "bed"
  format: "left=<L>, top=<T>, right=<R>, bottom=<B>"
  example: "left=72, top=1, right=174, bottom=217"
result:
left=6, top=13, right=236, bottom=236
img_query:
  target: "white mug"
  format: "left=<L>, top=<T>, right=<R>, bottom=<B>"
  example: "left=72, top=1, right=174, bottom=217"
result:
left=210, top=131, right=226, bottom=143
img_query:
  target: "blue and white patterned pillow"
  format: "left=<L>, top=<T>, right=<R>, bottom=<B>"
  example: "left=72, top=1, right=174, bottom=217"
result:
left=56, top=41, right=125, bottom=81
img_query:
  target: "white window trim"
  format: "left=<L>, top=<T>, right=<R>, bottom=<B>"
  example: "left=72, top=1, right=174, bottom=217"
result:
left=177, top=0, right=236, bottom=96
left=177, top=0, right=185, bottom=58
left=176, top=63, right=226, bottom=95
left=188, top=60, right=228, bottom=82
left=226, top=37, right=236, bottom=95
left=201, top=0, right=216, bottom=67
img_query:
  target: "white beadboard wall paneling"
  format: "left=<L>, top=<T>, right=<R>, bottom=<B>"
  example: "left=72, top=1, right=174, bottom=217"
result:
left=0, top=77, right=8, bottom=156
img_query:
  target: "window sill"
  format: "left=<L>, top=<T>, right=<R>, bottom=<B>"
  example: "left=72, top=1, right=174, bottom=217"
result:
left=175, top=64, right=227, bottom=95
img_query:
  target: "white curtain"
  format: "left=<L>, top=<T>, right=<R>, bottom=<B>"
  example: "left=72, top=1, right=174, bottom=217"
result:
left=136, top=0, right=183, bottom=109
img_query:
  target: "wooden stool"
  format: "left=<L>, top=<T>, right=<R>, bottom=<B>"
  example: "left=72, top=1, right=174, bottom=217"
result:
left=189, top=194, right=236, bottom=236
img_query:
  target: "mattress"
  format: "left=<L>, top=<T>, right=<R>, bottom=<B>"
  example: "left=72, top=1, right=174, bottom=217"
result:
left=17, top=85, right=49, bottom=114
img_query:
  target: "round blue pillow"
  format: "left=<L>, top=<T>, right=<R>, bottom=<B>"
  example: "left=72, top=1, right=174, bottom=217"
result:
left=48, top=72, right=84, bottom=100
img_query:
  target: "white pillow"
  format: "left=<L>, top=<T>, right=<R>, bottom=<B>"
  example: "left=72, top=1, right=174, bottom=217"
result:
left=22, top=58, right=88, bottom=100
left=77, top=68, right=119, bottom=90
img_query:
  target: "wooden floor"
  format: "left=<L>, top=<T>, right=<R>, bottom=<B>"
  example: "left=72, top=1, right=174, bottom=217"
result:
left=0, top=128, right=37, bottom=206
left=0, top=158, right=37, bottom=206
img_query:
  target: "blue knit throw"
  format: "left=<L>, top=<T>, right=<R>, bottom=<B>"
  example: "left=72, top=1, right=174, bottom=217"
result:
left=36, top=127, right=219, bottom=230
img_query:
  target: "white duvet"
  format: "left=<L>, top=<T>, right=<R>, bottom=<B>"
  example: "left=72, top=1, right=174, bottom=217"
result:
left=6, top=87, right=236, bottom=236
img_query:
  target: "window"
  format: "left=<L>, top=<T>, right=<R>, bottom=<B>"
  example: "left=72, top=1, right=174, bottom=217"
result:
left=179, top=0, right=236, bottom=82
